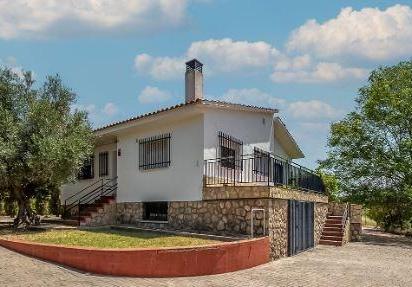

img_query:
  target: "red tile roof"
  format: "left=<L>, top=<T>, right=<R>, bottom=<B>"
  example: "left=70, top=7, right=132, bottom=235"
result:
left=94, top=99, right=278, bottom=132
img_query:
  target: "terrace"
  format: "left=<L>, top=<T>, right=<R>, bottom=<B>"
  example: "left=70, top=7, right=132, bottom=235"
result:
left=203, top=153, right=325, bottom=194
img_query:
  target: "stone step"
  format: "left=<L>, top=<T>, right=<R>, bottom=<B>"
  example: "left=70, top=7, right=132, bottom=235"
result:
left=323, top=226, right=343, bottom=232
left=321, top=235, right=343, bottom=241
left=327, top=214, right=344, bottom=218
left=323, top=230, right=343, bottom=236
left=326, top=219, right=342, bottom=224
left=319, top=239, right=343, bottom=246
left=325, top=223, right=343, bottom=228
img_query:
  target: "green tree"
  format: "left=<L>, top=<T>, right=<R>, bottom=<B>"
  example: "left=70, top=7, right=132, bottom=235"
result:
left=317, top=170, right=342, bottom=202
left=0, top=68, right=94, bottom=227
left=321, top=61, right=412, bottom=231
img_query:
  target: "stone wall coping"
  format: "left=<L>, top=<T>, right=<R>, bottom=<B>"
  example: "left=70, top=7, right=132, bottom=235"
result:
left=203, top=185, right=328, bottom=203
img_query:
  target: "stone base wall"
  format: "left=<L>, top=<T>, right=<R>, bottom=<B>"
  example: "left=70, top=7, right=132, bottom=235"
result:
left=268, top=199, right=288, bottom=259
left=116, top=202, right=143, bottom=224
left=87, top=186, right=332, bottom=260
left=350, top=204, right=362, bottom=241
left=168, top=199, right=268, bottom=236
left=85, top=203, right=117, bottom=226
left=314, top=203, right=329, bottom=244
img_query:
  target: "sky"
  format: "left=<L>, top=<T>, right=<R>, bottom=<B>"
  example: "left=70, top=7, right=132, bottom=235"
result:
left=0, top=0, right=411, bottom=168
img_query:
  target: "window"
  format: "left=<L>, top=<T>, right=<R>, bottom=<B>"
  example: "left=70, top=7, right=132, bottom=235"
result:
left=78, top=156, right=94, bottom=180
left=143, top=202, right=168, bottom=221
left=139, top=133, right=171, bottom=170
left=99, top=152, right=109, bottom=177
left=218, top=132, right=243, bottom=169
left=254, top=147, right=270, bottom=176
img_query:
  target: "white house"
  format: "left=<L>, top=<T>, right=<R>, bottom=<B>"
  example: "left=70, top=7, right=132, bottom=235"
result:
left=62, top=59, right=331, bottom=259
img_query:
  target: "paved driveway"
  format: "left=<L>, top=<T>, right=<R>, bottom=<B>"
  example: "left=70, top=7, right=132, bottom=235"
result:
left=0, top=228, right=411, bottom=287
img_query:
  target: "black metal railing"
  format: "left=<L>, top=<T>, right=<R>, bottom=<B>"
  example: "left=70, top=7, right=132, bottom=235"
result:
left=63, top=177, right=118, bottom=220
left=203, top=154, right=325, bottom=193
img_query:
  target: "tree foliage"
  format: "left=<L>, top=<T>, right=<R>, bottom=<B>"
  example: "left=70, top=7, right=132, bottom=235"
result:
left=0, top=68, right=94, bottom=227
left=321, top=61, right=412, bottom=231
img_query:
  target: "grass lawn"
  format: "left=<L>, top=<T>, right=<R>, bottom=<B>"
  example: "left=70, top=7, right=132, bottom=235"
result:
left=0, top=228, right=222, bottom=248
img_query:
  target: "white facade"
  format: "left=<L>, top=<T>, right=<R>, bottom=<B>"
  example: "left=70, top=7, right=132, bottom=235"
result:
left=116, top=114, right=204, bottom=202
left=61, top=104, right=302, bottom=203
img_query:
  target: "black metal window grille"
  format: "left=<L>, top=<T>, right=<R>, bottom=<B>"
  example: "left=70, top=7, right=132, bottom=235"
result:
left=253, top=147, right=270, bottom=176
left=218, top=131, right=243, bottom=169
left=139, top=133, right=171, bottom=170
left=143, top=202, right=168, bottom=221
left=78, top=155, right=94, bottom=180
left=99, top=152, right=109, bottom=177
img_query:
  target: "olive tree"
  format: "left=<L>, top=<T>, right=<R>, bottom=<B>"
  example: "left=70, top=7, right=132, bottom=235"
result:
left=0, top=68, right=94, bottom=227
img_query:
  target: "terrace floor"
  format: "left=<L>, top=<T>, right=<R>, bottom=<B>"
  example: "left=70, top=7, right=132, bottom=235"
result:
left=1, top=228, right=411, bottom=287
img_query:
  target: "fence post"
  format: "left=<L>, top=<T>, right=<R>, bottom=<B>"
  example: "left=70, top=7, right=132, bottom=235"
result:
left=267, top=155, right=271, bottom=186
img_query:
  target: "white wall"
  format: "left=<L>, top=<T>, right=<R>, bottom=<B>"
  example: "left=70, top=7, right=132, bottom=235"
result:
left=203, top=108, right=288, bottom=160
left=61, top=143, right=117, bottom=203
left=116, top=114, right=204, bottom=203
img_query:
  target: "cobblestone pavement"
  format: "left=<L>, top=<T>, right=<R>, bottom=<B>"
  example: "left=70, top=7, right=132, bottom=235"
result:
left=0, top=228, right=411, bottom=287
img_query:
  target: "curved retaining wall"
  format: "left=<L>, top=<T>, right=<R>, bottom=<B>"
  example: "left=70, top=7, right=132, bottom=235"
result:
left=0, top=237, right=269, bottom=277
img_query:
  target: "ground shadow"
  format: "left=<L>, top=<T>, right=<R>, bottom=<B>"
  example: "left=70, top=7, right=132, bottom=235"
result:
left=359, top=228, right=412, bottom=249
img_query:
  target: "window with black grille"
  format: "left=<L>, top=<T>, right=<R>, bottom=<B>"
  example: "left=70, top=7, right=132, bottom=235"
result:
left=253, top=147, right=270, bottom=176
left=99, top=152, right=109, bottom=177
left=139, top=133, right=171, bottom=170
left=78, top=155, right=94, bottom=180
left=218, top=131, right=243, bottom=169
left=143, top=202, right=168, bottom=221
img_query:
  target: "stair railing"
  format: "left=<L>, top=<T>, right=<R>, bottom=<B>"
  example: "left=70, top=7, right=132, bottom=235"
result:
left=64, top=177, right=117, bottom=219
left=341, top=202, right=350, bottom=229
left=63, top=179, right=104, bottom=218
left=76, top=177, right=118, bottom=225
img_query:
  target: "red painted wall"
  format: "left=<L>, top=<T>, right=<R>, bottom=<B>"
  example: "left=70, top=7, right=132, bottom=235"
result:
left=0, top=237, right=269, bottom=277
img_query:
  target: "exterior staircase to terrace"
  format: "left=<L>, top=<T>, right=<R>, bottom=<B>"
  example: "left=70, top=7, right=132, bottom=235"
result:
left=63, top=177, right=117, bottom=225
left=319, top=203, right=350, bottom=246
left=319, top=214, right=346, bottom=246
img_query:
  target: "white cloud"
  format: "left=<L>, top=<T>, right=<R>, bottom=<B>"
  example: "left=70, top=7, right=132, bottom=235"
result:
left=0, top=0, right=191, bottom=39
left=220, top=88, right=286, bottom=108
left=134, top=54, right=185, bottom=80
left=102, top=102, right=118, bottom=116
left=138, top=86, right=171, bottom=103
left=134, top=38, right=280, bottom=80
left=72, top=102, right=119, bottom=127
left=186, top=38, right=279, bottom=72
left=287, top=4, right=412, bottom=60
left=271, top=61, right=368, bottom=83
left=214, top=88, right=342, bottom=121
left=0, top=56, right=33, bottom=79
left=287, top=100, right=343, bottom=120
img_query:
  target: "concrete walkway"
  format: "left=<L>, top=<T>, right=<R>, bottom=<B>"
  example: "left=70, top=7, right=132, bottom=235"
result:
left=0, top=228, right=411, bottom=287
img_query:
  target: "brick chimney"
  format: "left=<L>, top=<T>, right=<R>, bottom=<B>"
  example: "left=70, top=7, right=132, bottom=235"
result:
left=185, top=59, right=203, bottom=103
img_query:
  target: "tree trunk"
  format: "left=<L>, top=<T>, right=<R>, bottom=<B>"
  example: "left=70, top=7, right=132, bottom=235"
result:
left=13, top=189, right=39, bottom=229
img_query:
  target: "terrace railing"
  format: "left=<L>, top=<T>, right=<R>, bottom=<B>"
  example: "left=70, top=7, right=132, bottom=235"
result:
left=203, top=154, right=325, bottom=193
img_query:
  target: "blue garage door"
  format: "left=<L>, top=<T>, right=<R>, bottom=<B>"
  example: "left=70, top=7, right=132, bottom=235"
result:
left=288, top=200, right=314, bottom=256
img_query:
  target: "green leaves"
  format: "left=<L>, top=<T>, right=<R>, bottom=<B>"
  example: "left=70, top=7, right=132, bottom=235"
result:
left=0, top=67, right=94, bottom=205
left=321, top=60, right=412, bottom=230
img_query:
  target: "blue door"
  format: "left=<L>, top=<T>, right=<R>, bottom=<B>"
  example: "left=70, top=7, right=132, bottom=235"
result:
left=288, top=200, right=314, bottom=256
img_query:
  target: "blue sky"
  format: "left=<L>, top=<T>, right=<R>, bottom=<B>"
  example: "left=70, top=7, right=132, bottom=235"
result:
left=0, top=0, right=411, bottom=168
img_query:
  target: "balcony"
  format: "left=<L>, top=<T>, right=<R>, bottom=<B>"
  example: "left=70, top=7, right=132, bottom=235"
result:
left=203, top=154, right=325, bottom=194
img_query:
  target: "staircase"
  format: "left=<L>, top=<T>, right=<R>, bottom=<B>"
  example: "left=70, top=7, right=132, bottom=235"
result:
left=63, top=177, right=117, bottom=225
left=319, top=215, right=345, bottom=246
left=319, top=203, right=350, bottom=246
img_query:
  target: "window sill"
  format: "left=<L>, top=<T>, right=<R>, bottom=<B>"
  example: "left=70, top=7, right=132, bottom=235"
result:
left=138, top=220, right=169, bottom=224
